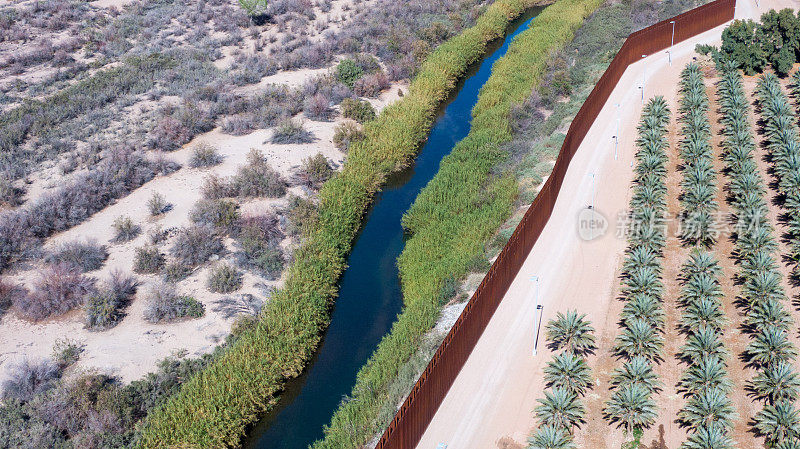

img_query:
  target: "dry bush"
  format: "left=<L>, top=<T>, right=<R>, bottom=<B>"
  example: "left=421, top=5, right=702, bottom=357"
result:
left=303, top=93, right=332, bottom=120
left=16, top=263, right=94, bottom=321
left=1, top=359, right=60, bottom=402
left=162, top=262, right=192, bottom=283
left=206, top=264, right=242, bottom=293
left=353, top=71, right=390, bottom=97
left=211, top=294, right=263, bottom=319
left=270, top=119, right=315, bottom=144
left=133, top=246, right=165, bottom=274
left=332, top=120, right=364, bottom=152
left=147, top=192, right=171, bottom=216
left=189, top=143, right=223, bottom=168
left=170, top=225, right=224, bottom=266
left=84, top=271, right=138, bottom=330
left=201, top=174, right=236, bottom=199
left=45, top=239, right=108, bottom=272
left=189, top=199, right=240, bottom=231
left=143, top=282, right=204, bottom=323
left=293, top=152, right=333, bottom=189
left=0, top=278, right=25, bottom=317
left=231, top=149, right=287, bottom=198
left=112, top=216, right=140, bottom=243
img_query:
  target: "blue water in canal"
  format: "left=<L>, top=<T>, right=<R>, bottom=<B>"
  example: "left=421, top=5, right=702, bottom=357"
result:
left=244, top=9, right=542, bottom=448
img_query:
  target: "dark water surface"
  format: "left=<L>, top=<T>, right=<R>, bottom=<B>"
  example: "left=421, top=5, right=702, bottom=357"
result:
left=244, top=9, right=542, bottom=448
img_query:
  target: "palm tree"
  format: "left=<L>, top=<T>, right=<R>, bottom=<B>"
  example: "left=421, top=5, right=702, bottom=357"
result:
left=545, top=311, right=596, bottom=355
left=678, top=387, right=736, bottom=430
left=610, top=356, right=661, bottom=393
left=603, top=383, right=657, bottom=432
left=681, top=422, right=734, bottom=449
left=535, top=387, right=585, bottom=431
left=754, top=400, right=800, bottom=445
left=680, top=325, right=727, bottom=363
left=750, top=361, right=800, bottom=405
left=543, top=352, right=592, bottom=396
left=680, top=297, right=726, bottom=333
left=621, top=293, right=664, bottom=329
left=746, top=327, right=798, bottom=368
left=678, top=355, right=732, bottom=395
left=746, top=299, right=792, bottom=334
left=614, top=318, right=664, bottom=361
left=528, top=424, right=575, bottom=449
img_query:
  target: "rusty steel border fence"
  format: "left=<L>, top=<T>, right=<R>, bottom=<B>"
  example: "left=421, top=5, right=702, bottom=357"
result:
left=375, top=0, right=736, bottom=448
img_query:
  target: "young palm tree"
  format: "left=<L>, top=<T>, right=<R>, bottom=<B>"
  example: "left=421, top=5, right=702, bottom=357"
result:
left=677, top=386, right=736, bottom=430
left=603, top=383, right=657, bottom=432
left=680, top=297, right=726, bottom=333
left=746, top=327, right=798, bottom=368
left=754, top=400, right=800, bottom=445
left=621, top=293, right=664, bottom=329
left=680, top=325, right=727, bottom=363
left=528, top=424, right=575, bottom=449
left=545, top=311, right=596, bottom=355
left=746, top=299, right=792, bottom=334
left=535, top=387, right=585, bottom=431
left=610, top=356, right=661, bottom=393
left=614, top=318, right=664, bottom=361
left=681, top=422, right=734, bottom=449
left=750, top=361, right=800, bottom=405
left=543, top=352, right=593, bottom=396
left=678, top=355, right=732, bottom=395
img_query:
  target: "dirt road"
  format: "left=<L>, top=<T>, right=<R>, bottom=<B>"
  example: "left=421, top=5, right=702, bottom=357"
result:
left=412, top=1, right=776, bottom=448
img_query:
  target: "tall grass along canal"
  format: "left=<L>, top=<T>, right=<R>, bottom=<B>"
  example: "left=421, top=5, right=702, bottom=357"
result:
left=243, top=9, right=543, bottom=449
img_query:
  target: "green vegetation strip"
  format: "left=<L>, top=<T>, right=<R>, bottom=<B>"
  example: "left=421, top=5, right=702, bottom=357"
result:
left=314, top=0, right=603, bottom=447
left=136, top=0, right=547, bottom=447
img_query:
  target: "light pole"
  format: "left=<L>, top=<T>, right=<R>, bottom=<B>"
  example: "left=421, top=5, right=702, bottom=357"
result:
left=669, top=20, right=675, bottom=66
left=641, top=54, right=647, bottom=103
left=531, top=275, right=542, bottom=356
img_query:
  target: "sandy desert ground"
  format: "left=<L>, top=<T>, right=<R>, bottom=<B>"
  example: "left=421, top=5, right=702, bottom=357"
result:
left=0, top=0, right=410, bottom=384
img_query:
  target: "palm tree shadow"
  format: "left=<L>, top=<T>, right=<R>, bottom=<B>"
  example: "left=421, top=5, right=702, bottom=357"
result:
left=644, top=424, right=667, bottom=449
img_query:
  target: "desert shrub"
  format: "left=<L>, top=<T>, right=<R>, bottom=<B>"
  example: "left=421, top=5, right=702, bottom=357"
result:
left=147, top=192, right=171, bottom=216
left=206, top=264, right=243, bottom=293
left=170, top=225, right=224, bottom=266
left=15, top=263, right=94, bottom=321
left=162, top=262, right=192, bottom=283
left=148, top=226, right=170, bottom=245
left=112, top=216, right=140, bottom=243
left=1, top=359, right=60, bottom=402
left=151, top=153, right=182, bottom=176
left=0, top=278, right=24, bottom=317
left=84, top=271, right=138, bottom=330
left=45, top=239, right=107, bottom=272
left=221, top=114, right=257, bottom=135
left=238, top=0, right=269, bottom=17
left=0, top=148, right=159, bottom=271
left=151, top=116, right=190, bottom=152
left=353, top=71, right=390, bottom=98
left=340, top=98, right=376, bottom=123
left=293, top=153, right=333, bottom=189
left=52, top=338, right=84, bottom=367
left=201, top=174, right=236, bottom=199
left=189, top=143, right=223, bottom=168
left=303, top=93, right=332, bottom=120
left=335, top=58, right=363, bottom=88
left=189, top=199, right=240, bottom=231
left=270, top=119, right=315, bottom=144
left=332, top=120, right=364, bottom=152
left=303, top=75, right=353, bottom=105
left=134, top=246, right=166, bottom=274
left=234, top=212, right=285, bottom=279
left=231, top=149, right=287, bottom=197
left=143, top=282, right=205, bottom=323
